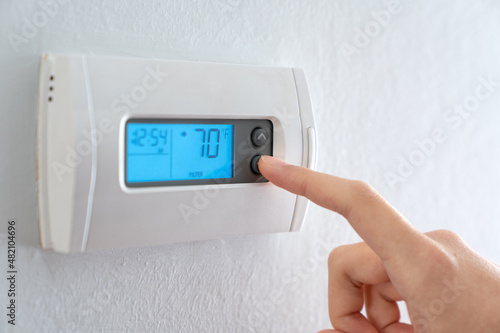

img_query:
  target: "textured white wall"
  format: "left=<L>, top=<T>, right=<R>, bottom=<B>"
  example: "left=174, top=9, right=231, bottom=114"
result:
left=1, top=0, right=500, bottom=332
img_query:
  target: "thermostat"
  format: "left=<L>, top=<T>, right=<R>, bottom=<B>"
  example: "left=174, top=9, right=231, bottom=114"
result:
left=37, top=54, right=316, bottom=253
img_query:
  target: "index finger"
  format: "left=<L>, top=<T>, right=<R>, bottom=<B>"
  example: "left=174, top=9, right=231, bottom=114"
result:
left=258, top=155, right=429, bottom=264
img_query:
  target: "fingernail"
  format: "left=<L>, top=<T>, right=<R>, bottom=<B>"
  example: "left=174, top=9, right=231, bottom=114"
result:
left=260, top=155, right=289, bottom=167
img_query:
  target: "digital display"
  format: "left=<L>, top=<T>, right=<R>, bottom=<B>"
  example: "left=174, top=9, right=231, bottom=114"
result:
left=126, top=122, right=234, bottom=184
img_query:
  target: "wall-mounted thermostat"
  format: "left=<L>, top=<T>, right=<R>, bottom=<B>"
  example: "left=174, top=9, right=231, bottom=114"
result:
left=37, top=54, right=316, bottom=253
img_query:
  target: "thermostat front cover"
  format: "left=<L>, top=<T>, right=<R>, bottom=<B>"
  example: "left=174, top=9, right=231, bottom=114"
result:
left=37, top=54, right=316, bottom=253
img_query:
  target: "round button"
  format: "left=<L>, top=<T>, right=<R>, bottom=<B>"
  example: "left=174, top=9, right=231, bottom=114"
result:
left=250, top=155, right=261, bottom=174
left=251, top=128, right=268, bottom=147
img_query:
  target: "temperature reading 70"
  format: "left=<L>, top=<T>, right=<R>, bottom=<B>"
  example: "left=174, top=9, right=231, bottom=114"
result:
left=195, top=128, right=230, bottom=158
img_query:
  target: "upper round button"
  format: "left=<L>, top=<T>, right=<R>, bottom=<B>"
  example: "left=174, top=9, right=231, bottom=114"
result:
left=251, top=128, right=268, bottom=147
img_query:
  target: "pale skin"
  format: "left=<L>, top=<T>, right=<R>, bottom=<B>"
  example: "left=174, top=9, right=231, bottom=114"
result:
left=258, top=155, right=500, bottom=333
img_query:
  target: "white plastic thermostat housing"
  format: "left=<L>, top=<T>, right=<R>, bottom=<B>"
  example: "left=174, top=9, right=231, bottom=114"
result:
left=37, top=54, right=316, bottom=253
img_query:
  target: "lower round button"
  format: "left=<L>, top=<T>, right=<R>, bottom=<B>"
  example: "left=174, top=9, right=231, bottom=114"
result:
left=250, top=155, right=261, bottom=175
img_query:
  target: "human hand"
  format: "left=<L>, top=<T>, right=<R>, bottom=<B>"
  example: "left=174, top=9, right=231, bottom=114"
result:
left=258, top=155, right=500, bottom=333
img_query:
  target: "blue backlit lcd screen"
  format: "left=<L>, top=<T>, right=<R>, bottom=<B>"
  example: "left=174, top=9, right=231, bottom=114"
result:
left=126, top=123, right=234, bottom=184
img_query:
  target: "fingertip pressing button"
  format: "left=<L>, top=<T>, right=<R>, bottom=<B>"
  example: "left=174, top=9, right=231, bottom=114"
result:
left=250, top=155, right=261, bottom=174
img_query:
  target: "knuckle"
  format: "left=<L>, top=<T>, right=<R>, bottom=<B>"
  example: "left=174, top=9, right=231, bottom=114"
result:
left=423, top=244, right=460, bottom=278
left=341, top=180, right=380, bottom=219
left=438, top=229, right=464, bottom=243
left=328, top=245, right=350, bottom=268
left=349, top=180, right=379, bottom=201
left=427, top=229, right=466, bottom=247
